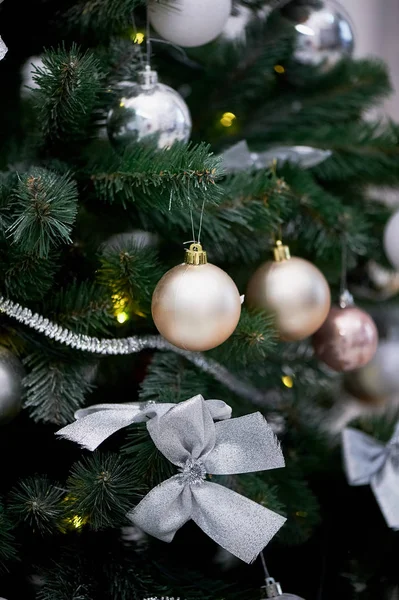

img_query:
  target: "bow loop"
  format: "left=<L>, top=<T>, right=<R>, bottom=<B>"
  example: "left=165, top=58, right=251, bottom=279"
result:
left=343, top=424, right=399, bottom=530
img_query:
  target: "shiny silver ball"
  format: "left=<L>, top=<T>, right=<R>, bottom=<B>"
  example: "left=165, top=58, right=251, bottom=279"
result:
left=107, top=68, right=191, bottom=151
left=0, top=347, right=24, bottom=424
left=294, top=1, right=354, bottom=70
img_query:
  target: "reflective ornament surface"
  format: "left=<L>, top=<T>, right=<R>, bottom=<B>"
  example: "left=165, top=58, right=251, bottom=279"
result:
left=344, top=340, right=399, bottom=405
left=246, top=243, right=330, bottom=341
left=152, top=244, right=241, bottom=351
left=0, top=346, right=24, bottom=424
left=384, top=209, right=399, bottom=271
left=313, top=306, right=378, bottom=372
left=149, top=0, right=232, bottom=48
left=294, top=0, right=354, bottom=69
left=107, top=68, right=191, bottom=151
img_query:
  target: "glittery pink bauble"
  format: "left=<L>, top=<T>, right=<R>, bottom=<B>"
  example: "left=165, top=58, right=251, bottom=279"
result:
left=312, top=306, right=378, bottom=372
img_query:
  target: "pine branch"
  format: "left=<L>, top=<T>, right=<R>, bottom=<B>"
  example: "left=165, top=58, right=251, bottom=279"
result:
left=139, top=352, right=213, bottom=405
left=66, top=454, right=140, bottom=530
left=7, top=169, right=78, bottom=258
left=32, top=44, right=102, bottom=143
left=8, top=476, right=65, bottom=535
left=23, top=352, right=96, bottom=425
left=211, top=308, right=277, bottom=367
left=2, top=250, right=59, bottom=302
left=0, top=502, right=18, bottom=571
left=44, top=280, right=114, bottom=336
left=97, top=237, right=163, bottom=316
left=90, top=142, right=224, bottom=211
left=64, top=0, right=145, bottom=37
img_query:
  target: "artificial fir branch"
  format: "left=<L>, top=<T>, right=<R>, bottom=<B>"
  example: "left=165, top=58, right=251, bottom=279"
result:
left=0, top=502, right=18, bottom=571
left=90, top=142, right=224, bottom=210
left=97, top=238, right=163, bottom=316
left=23, top=352, right=96, bottom=425
left=7, top=169, right=79, bottom=258
left=8, top=476, right=65, bottom=535
left=32, top=44, right=102, bottom=142
left=66, top=454, right=140, bottom=530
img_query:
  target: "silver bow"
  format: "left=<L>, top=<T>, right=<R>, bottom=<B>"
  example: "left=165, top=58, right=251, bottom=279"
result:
left=129, top=395, right=286, bottom=563
left=56, top=398, right=232, bottom=451
left=221, top=140, right=332, bottom=173
left=0, top=36, right=7, bottom=61
left=342, top=424, right=399, bottom=530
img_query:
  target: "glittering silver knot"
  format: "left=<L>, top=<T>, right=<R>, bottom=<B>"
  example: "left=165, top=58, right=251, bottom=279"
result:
left=178, top=458, right=206, bottom=485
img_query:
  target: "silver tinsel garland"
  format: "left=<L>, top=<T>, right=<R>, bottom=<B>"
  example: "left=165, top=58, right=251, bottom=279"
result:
left=0, top=296, right=269, bottom=407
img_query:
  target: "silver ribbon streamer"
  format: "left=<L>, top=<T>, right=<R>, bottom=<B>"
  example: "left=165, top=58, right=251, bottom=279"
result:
left=57, top=394, right=286, bottom=562
left=57, top=397, right=232, bottom=451
left=342, top=424, right=399, bottom=530
left=129, top=395, right=286, bottom=563
left=0, top=36, right=7, bottom=61
left=221, top=140, right=332, bottom=173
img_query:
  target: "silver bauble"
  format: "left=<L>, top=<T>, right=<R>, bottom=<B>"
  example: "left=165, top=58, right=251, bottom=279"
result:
left=0, top=346, right=24, bottom=424
left=344, top=340, right=399, bottom=403
left=107, top=67, right=191, bottom=151
left=263, top=578, right=305, bottom=600
left=384, top=209, right=399, bottom=271
left=294, top=0, right=354, bottom=70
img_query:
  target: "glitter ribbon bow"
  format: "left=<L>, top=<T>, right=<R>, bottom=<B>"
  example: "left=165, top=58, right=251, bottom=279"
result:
left=129, top=395, right=285, bottom=563
left=57, top=395, right=286, bottom=562
left=343, top=423, right=399, bottom=530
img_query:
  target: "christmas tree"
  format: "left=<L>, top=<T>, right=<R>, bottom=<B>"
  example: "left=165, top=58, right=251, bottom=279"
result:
left=0, top=0, right=399, bottom=598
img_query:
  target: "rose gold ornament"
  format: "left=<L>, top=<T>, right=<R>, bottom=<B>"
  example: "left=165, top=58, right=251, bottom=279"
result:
left=312, top=295, right=378, bottom=372
left=246, top=241, right=331, bottom=341
left=152, top=243, right=241, bottom=351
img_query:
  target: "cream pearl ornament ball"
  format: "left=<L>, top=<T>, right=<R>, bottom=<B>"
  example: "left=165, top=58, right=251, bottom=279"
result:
left=148, top=0, right=232, bottom=48
left=152, top=243, right=241, bottom=351
left=383, top=209, right=399, bottom=271
left=246, top=242, right=331, bottom=341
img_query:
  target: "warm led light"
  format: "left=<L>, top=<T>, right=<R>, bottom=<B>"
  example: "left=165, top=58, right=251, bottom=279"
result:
left=133, top=32, right=145, bottom=44
left=274, top=64, right=285, bottom=74
left=117, top=312, right=129, bottom=324
left=220, top=112, right=237, bottom=127
left=63, top=514, right=88, bottom=530
left=282, top=375, right=294, bottom=388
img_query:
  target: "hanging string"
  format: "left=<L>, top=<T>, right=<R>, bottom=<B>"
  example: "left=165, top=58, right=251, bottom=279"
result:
left=197, top=198, right=206, bottom=244
left=146, top=2, right=152, bottom=67
left=260, top=552, right=271, bottom=582
left=339, top=234, right=354, bottom=307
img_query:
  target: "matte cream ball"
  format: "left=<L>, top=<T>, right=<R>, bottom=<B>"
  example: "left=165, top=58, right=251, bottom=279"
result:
left=246, top=242, right=331, bottom=341
left=149, top=0, right=232, bottom=48
left=152, top=244, right=241, bottom=351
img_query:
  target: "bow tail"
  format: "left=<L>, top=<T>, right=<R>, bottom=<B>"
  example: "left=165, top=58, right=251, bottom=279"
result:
left=129, top=477, right=193, bottom=542
left=191, top=482, right=286, bottom=564
left=371, top=460, right=399, bottom=530
left=342, top=428, right=387, bottom=486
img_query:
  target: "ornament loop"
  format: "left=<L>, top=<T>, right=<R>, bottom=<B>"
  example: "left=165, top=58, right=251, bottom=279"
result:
left=273, top=241, right=291, bottom=262
left=184, top=243, right=208, bottom=265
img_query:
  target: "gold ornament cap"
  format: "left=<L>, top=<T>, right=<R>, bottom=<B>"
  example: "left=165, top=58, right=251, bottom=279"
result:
left=273, top=240, right=291, bottom=262
left=184, top=243, right=208, bottom=265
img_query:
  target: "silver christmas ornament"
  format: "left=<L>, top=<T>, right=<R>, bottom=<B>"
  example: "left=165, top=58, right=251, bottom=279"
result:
left=0, top=346, right=24, bottom=424
left=107, top=67, right=191, bottom=151
left=0, top=36, right=7, bottom=61
left=263, top=577, right=305, bottom=599
left=294, top=0, right=354, bottom=70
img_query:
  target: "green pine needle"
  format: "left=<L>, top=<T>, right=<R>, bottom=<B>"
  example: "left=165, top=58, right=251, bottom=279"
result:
left=97, top=237, right=163, bottom=316
left=32, top=44, right=102, bottom=142
left=66, top=453, right=140, bottom=531
left=8, top=476, right=65, bottom=534
left=90, top=142, right=224, bottom=211
left=7, top=168, right=78, bottom=258
left=23, top=352, right=96, bottom=425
